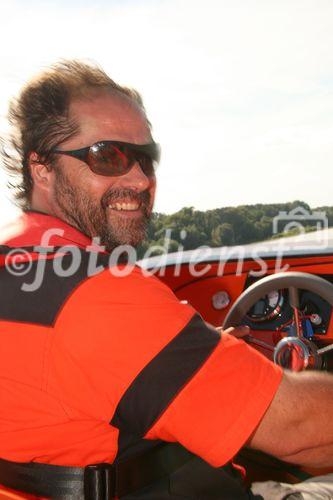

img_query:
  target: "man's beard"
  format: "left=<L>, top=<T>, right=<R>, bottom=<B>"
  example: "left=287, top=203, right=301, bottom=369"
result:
left=53, top=167, right=152, bottom=252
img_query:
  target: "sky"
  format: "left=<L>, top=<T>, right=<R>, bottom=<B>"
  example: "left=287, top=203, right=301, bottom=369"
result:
left=0, top=0, right=332, bottom=223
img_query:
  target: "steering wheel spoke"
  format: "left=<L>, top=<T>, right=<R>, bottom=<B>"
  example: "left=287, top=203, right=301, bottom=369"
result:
left=288, top=286, right=303, bottom=337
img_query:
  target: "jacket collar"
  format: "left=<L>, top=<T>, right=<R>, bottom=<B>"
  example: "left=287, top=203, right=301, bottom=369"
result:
left=0, top=210, right=92, bottom=249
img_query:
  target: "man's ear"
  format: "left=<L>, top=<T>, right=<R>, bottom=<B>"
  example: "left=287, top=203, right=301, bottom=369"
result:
left=28, top=152, right=52, bottom=192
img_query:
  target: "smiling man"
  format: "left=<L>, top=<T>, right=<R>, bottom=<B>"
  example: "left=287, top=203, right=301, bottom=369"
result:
left=27, top=69, right=157, bottom=251
left=1, top=60, right=333, bottom=500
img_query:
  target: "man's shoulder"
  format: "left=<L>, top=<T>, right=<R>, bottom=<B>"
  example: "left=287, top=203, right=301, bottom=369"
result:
left=0, top=244, right=180, bottom=327
left=63, top=260, right=180, bottom=310
left=0, top=249, right=103, bottom=326
left=0, top=211, right=186, bottom=327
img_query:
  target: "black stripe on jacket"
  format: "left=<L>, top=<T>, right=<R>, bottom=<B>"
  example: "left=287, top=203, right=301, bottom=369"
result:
left=0, top=250, right=109, bottom=326
left=111, top=313, right=220, bottom=440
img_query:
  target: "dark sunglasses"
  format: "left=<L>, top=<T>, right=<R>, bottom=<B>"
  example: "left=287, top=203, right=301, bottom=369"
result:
left=52, top=140, right=161, bottom=177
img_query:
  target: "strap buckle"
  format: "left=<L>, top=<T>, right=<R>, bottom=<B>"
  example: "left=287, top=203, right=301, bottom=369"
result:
left=84, top=463, right=117, bottom=500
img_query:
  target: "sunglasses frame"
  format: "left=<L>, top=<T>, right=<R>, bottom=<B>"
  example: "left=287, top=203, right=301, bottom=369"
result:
left=52, top=140, right=161, bottom=177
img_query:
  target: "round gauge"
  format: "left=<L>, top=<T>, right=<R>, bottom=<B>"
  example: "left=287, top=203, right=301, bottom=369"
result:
left=246, top=290, right=284, bottom=322
left=212, top=291, right=230, bottom=310
left=267, top=290, right=279, bottom=308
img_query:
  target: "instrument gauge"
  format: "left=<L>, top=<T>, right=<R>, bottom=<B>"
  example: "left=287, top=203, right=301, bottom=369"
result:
left=212, top=291, right=230, bottom=310
left=267, top=290, right=280, bottom=309
left=246, top=290, right=284, bottom=323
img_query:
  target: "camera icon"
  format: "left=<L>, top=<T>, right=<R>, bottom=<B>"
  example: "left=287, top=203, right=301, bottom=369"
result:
left=272, top=206, right=329, bottom=250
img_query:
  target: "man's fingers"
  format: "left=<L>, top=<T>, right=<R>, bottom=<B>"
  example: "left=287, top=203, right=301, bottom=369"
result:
left=217, top=325, right=250, bottom=338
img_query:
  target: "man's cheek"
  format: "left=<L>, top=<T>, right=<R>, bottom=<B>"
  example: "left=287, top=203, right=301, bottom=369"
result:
left=149, top=181, right=156, bottom=211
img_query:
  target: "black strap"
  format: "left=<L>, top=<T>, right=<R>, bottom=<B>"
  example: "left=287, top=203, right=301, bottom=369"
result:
left=0, top=443, right=193, bottom=499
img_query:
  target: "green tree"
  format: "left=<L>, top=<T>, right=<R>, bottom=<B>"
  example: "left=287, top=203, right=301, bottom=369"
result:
left=211, top=223, right=235, bottom=246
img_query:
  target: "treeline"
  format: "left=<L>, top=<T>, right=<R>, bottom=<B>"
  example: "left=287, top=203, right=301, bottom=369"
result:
left=138, top=200, right=333, bottom=258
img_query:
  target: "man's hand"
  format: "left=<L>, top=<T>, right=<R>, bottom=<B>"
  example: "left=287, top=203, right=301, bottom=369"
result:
left=216, top=325, right=250, bottom=338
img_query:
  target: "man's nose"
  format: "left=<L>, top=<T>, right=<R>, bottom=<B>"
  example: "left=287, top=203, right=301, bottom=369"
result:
left=116, top=162, right=151, bottom=191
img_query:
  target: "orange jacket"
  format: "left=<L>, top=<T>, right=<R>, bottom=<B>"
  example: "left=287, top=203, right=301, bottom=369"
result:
left=0, top=211, right=282, bottom=470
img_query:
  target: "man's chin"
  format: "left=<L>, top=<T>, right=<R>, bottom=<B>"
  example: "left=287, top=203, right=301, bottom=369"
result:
left=100, top=218, right=148, bottom=251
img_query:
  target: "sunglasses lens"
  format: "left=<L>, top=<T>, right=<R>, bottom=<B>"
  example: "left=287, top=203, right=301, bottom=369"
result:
left=87, top=143, right=130, bottom=176
left=86, top=142, right=159, bottom=177
left=136, top=153, right=155, bottom=178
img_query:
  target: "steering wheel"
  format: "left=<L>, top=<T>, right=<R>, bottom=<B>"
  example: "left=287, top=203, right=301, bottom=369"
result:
left=222, top=272, right=333, bottom=371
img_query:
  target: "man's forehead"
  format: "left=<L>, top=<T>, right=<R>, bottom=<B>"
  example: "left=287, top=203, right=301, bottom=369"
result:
left=68, top=90, right=151, bottom=145
left=69, top=91, right=147, bottom=123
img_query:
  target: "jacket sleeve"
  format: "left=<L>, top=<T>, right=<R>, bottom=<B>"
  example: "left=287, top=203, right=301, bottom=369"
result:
left=49, top=266, right=282, bottom=467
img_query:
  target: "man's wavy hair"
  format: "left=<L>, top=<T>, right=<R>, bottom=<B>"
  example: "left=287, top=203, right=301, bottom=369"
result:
left=1, top=60, right=147, bottom=209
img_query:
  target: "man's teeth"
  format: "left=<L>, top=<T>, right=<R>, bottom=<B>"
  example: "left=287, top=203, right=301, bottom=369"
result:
left=108, top=202, right=140, bottom=211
